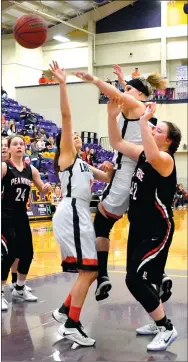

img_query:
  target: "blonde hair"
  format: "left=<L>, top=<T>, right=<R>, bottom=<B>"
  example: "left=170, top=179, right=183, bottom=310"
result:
left=137, top=73, right=168, bottom=96
left=147, top=72, right=168, bottom=91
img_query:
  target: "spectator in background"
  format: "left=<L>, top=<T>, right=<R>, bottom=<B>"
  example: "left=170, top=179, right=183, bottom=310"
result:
left=89, top=148, right=97, bottom=165
left=24, top=156, right=31, bottom=165
left=30, top=139, right=39, bottom=168
left=7, top=124, right=16, bottom=136
left=36, top=136, right=46, bottom=151
left=1, top=86, right=8, bottom=99
left=39, top=73, right=48, bottom=84
left=2, top=137, right=9, bottom=162
left=49, top=75, right=57, bottom=84
left=1, top=126, right=8, bottom=137
left=82, top=146, right=90, bottom=161
left=20, top=129, right=28, bottom=136
left=132, top=67, right=141, bottom=79
left=33, top=126, right=39, bottom=138
left=20, top=107, right=28, bottom=124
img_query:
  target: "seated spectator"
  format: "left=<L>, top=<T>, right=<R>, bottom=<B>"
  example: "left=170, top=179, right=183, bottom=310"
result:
left=174, top=184, right=187, bottom=209
left=37, top=136, right=46, bottom=151
left=82, top=146, right=90, bottom=161
left=7, top=124, right=16, bottom=136
left=1, top=126, right=8, bottom=137
left=131, top=67, right=141, bottom=79
left=20, top=129, right=28, bottom=136
left=20, top=107, right=28, bottom=123
left=3, top=120, right=9, bottom=132
left=47, top=136, right=56, bottom=152
left=39, top=73, right=48, bottom=84
left=1, top=86, right=8, bottom=99
left=49, top=75, right=57, bottom=84
left=89, top=148, right=97, bottom=165
left=30, top=139, right=39, bottom=168
left=24, top=155, right=31, bottom=165
left=33, top=126, right=39, bottom=138
left=51, top=185, right=63, bottom=206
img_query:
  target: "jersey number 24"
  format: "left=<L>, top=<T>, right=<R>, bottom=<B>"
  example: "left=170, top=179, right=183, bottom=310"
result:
left=15, top=188, right=26, bottom=202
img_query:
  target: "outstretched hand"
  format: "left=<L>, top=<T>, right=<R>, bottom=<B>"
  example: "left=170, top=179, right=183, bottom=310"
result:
left=107, top=97, right=123, bottom=119
left=49, top=61, right=66, bottom=84
left=140, top=103, right=157, bottom=122
left=113, top=64, right=124, bottom=83
left=72, top=71, right=94, bottom=83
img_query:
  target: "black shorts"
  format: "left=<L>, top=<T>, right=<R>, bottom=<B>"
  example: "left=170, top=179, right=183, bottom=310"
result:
left=1, top=214, right=33, bottom=260
left=126, top=218, right=174, bottom=284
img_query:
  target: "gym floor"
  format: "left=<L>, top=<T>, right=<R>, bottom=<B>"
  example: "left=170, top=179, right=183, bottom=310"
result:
left=2, top=209, right=187, bottom=361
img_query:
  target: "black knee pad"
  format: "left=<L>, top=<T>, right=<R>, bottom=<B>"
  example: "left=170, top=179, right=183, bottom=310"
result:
left=94, top=209, right=117, bottom=239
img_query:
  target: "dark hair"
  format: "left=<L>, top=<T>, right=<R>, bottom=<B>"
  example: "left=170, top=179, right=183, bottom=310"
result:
left=54, top=132, right=61, bottom=176
left=8, top=135, right=25, bottom=148
left=10, top=124, right=15, bottom=132
left=163, top=121, right=182, bottom=155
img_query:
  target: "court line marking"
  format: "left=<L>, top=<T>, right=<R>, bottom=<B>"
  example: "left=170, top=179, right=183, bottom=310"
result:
left=109, top=270, right=187, bottom=278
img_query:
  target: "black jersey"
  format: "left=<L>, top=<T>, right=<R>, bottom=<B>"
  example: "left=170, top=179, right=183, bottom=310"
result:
left=128, top=151, right=177, bottom=226
left=2, top=160, right=33, bottom=217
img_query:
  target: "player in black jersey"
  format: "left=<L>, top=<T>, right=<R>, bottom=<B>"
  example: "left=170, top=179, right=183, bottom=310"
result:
left=1, top=135, right=51, bottom=311
left=1, top=137, right=33, bottom=296
left=107, top=99, right=181, bottom=351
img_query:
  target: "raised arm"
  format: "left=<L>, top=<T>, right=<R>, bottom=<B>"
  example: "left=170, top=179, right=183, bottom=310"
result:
left=113, top=64, right=127, bottom=90
left=49, top=61, right=76, bottom=169
left=140, top=104, right=174, bottom=176
left=73, top=71, right=144, bottom=110
left=107, top=98, right=143, bottom=161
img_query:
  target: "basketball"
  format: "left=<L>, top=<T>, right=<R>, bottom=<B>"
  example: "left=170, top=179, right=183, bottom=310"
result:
left=14, top=14, right=47, bottom=49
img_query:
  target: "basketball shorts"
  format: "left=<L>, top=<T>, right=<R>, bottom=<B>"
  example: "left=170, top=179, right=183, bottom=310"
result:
left=126, top=218, right=175, bottom=285
left=101, top=160, right=136, bottom=218
left=1, top=214, right=33, bottom=260
left=53, top=197, right=98, bottom=273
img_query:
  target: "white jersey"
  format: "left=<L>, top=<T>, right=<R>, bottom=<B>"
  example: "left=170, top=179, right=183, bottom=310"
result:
left=59, top=155, right=94, bottom=204
left=114, top=113, right=142, bottom=169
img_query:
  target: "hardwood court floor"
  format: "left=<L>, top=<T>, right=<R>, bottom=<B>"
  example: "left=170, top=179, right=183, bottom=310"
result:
left=21, top=209, right=187, bottom=280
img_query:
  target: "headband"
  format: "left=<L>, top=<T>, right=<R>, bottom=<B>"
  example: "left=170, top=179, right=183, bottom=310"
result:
left=127, top=78, right=150, bottom=97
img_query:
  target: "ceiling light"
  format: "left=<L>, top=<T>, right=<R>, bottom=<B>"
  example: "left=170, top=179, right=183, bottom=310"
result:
left=53, top=35, right=70, bottom=43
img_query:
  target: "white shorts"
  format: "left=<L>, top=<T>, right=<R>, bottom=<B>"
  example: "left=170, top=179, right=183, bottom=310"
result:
left=53, top=197, right=98, bottom=272
left=101, top=160, right=137, bottom=218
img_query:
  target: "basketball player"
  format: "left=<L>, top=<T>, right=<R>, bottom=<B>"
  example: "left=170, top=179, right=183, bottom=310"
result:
left=108, top=99, right=181, bottom=351
left=73, top=69, right=169, bottom=301
left=112, top=64, right=173, bottom=302
left=49, top=61, right=113, bottom=347
left=1, top=137, right=33, bottom=294
left=1, top=135, right=51, bottom=311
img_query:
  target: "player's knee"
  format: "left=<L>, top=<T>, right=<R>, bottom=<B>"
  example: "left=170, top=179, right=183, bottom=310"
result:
left=94, top=209, right=116, bottom=239
left=79, top=270, right=98, bottom=283
left=125, top=271, right=140, bottom=295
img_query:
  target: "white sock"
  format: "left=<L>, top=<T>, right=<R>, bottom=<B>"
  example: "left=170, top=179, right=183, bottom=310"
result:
left=16, top=280, right=25, bottom=287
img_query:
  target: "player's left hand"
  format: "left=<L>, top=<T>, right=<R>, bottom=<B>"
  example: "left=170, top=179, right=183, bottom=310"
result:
left=140, top=102, right=156, bottom=122
left=42, top=183, right=52, bottom=194
left=49, top=61, right=66, bottom=84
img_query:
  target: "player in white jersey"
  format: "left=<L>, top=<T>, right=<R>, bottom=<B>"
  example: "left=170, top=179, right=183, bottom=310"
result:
left=73, top=68, right=172, bottom=302
left=49, top=61, right=113, bottom=347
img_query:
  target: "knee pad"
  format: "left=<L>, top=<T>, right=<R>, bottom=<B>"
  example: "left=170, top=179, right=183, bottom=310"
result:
left=94, top=209, right=117, bottom=239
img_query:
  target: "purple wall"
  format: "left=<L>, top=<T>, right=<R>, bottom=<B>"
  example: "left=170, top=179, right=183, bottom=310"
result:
left=96, top=0, right=161, bottom=34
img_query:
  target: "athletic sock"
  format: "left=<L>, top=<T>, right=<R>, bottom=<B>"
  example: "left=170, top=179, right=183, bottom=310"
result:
left=58, top=294, right=71, bottom=314
left=97, top=251, right=109, bottom=278
left=64, top=294, right=71, bottom=308
left=15, top=280, right=25, bottom=291
left=11, top=273, right=17, bottom=284
left=155, top=315, right=173, bottom=330
left=69, top=306, right=81, bottom=323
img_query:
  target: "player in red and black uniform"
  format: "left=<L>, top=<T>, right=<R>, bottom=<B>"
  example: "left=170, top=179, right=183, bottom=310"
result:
left=1, top=135, right=51, bottom=311
left=107, top=99, right=181, bottom=351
